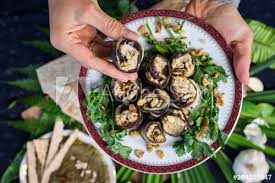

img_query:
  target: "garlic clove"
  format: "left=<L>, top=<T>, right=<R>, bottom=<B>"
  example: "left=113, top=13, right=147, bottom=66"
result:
left=243, top=123, right=267, bottom=147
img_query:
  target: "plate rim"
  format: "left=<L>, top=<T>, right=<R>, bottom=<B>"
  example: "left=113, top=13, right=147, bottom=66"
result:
left=19, top=130, right=116, bottom=183
left=78, top=9, right=243, bottom=173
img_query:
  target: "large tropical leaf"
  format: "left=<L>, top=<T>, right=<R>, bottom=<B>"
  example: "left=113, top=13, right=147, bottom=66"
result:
left=247, top=19, right=275, bottom=68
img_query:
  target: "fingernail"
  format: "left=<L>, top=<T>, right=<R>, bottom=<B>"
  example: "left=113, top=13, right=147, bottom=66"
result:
left=122, top=27, right=139, bottom=40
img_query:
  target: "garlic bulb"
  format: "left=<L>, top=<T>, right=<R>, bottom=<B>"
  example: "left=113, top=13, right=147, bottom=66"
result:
left=247, top=77, right=264, bottom=92
left=243, top=123, right=267, bottom=147
left=233, top=149, right=269, bottom=183
left=251, top=118, right=268, bottom=127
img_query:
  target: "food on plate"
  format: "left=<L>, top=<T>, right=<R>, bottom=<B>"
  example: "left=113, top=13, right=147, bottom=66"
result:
left=141, top=121, right=166, bottom=145
left=45, top=118, right=64, bottom=167
left=171, top=53, right=195, bottom=77
left=161, top=109, right=189, bottom=136
left=33, top=139, right=49, bottom=175
left=112, top=38, right=144, bottom=73
left=170, top=74, right=201, bottom=110
left=25, top=119, right=110, bottom=183
left=135, top=149, right=145, bottom=158
left=27, top=142, right=39, bottom=183
left=111, top=79, right=141, bottom=104
left=137, top=88, right=171, bottom=118
left=145, top=54, right=171, bottom=88
left=156, top=150, right=165, bottom=159
left=86, top=16, right=228, bottom=160
left=114, top=104, right=143, bottom=129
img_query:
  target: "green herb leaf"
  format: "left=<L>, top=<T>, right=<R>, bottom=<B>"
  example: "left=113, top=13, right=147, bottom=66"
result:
left=23, top=40, right=62, bottom=57
left=108, top=140, right=132, bottom=159
left=247, top=19, right=275, bottom=68
left=6, top=78, right=41, bottom=92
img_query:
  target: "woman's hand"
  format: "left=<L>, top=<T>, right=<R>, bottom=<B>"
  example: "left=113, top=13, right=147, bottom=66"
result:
left=48, top=0, right=138, bottom=82
left=186, top=0, right=254, bottom=84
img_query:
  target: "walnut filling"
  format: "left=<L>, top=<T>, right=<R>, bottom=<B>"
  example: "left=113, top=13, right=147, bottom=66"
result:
left=146, top=123, right=166, bottom=144
left=171, top=76, right=196, bottom=103
left=113, top=80, right=139, bottom=101
left=118, top=43, right=139, bottom=71
left=171, top=53, right=194, bottom=77
left=115, top=104, right=139, bottom=126
left=146, top=55, right=168, bottom=84
left=137, top=89, right=170, bottom=111
left=162, top=110, right=188, bottom=136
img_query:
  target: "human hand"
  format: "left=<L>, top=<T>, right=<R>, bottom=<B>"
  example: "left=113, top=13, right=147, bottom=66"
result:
left=48, top=0, right=138, bottom=82
left=186, top=0, right=254, bottom=84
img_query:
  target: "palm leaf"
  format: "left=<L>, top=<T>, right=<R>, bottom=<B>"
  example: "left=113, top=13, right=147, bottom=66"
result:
left=12, top=64, right=39, bottom=78
left=6, top=79, right=41, bottom=92
left=23, top=40, right=62, bottom=57
left=247, top=19, right=275, bottom=68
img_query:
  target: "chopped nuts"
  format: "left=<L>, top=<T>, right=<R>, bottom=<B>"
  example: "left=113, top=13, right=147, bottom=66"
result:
left=172, top=24, right=181, bottom=32
left=155, top=22, right=162, bottom=33
left=138, top=25, right=147, bottom=34
left=156, top=150, right=164, bottom=159
left=163, top=17, right=171, bottom=28
left=214, top=89, right=224, bottom=106
left=215, top=94, right=224, bottom=106
left=202, top=78, right=209, bottom=87
left=135, top=149, right=145, bottom=158
left=180, top=36, right=188, bottom=40
left=146, top=144, right=154, bottom=153
left=129, top=130, right=140, bottom=138
left=213, top=72, right=219, bottom=79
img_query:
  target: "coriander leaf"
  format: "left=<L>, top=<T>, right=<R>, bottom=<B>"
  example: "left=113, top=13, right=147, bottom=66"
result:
left=192, top=141, right=213, bottom=160
left=108, top=140, right=132, bottom=159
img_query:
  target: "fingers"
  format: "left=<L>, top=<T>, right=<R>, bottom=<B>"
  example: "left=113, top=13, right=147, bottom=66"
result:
left=67, top=43, right=138, bottom=82
left=231, top=41, right=252, bottom=85
left=84, top=7, right=138, bottom=41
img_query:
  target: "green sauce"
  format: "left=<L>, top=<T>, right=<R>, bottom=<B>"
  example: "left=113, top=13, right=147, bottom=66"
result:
left=50, top=140, right=110, bottom=183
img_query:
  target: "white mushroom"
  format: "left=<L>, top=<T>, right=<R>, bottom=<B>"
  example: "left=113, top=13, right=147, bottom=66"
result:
left=233, top=149, right=269, bottom=183
left=243, top=123, right=267, bottom=148
left=247, top=77, right=264, bottom=92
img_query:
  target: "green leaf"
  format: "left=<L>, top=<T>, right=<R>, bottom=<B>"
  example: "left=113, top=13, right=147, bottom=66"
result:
left=0, top=146, right=26, bottom=183
left=6, top=79, right=41, bottom=92
left=240, top=101, right=275, bottom=125
left=212, top=150, right=239, bottom=183
left=267, top=160, right=275, bottom=171
left=247, top=19, right=275, bottom=68
left=116, top=166, right=134, bottom=183
left=23, top=40, right=62, bottom=57
left=228, top=133, right=275, bottom=156
left=35, top=26, right=50, bottom=36
left=12, top=64, right=39, bottom=78
left=108, top=140, right=132, bottom=159
left=7, top=119, right=40, bottom=133
left=118, top=0, right=130, bottom=16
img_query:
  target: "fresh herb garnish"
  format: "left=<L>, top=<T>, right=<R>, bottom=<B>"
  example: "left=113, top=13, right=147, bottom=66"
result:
left=86, top=76, right=132, bottom=158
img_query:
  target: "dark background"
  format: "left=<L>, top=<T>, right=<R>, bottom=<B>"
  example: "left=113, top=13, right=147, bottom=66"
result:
left=0, top=0, right=275, bottom=182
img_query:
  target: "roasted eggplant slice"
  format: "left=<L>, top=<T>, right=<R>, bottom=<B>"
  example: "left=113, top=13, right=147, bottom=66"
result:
left=171, top=53, right=194, bottom=77
left=145, top=54, right=171, bottom=88
left=111, top=79, right=141, bottom=104
left=113, top=38, right=144, bottom=72
left=170, top=73, right=201, bottom=110
left=114, top=104, right=143, bottom=129
left=162, top=109, right=188, bottom=136
left=141, top=121, right=166, bottom=145
left=137, top=88, right=170, bottom=118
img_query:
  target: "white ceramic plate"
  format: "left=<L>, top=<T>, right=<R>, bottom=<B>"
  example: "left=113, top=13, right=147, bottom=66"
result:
left=19, top=130, right=116, bottom=183
left=78, top=10, right=242, bottom=173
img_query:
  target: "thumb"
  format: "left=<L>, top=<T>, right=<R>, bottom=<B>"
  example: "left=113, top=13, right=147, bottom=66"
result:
left=231, top=41, right=252, bottom=85
left=86, top=8, right=138, bottom=40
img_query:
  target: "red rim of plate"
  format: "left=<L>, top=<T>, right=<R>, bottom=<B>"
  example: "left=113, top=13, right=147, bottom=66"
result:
left=78, top=9, right=242, bottom=173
